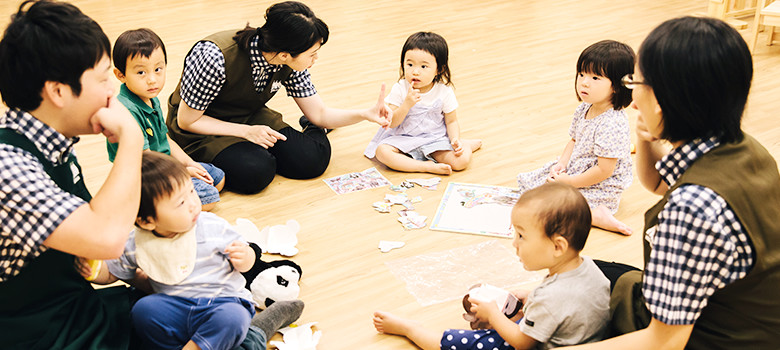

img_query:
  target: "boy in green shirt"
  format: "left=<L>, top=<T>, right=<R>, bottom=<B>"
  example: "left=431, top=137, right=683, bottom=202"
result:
left=107, top=28, right=225, bottom=211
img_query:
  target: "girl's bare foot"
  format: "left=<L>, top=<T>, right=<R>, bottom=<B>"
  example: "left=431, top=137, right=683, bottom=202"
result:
left=464, top=139, right=482, bottom=152
left=592, top=205, right=632, bottom=236
left=373, top=311, right=415, bottom=336
left=427, top=162, right=453, bottom=175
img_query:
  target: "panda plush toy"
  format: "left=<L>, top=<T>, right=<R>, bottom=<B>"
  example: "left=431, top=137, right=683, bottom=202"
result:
left=242, top=243, right=303, bottom=310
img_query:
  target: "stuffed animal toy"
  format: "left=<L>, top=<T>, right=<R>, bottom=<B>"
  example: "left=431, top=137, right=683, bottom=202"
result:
left=243, top=243, right=303, bottom=310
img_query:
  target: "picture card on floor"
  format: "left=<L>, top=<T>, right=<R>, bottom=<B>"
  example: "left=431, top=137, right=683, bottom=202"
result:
left=430, top=182, right=521, bottom=238
left=323, top=167, right=391, bottom=194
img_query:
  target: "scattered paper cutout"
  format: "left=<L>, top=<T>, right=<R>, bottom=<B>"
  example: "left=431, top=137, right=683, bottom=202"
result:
left=323, top=167, right=391, bottom=194
left=407, top=177, right=441, bottom=190
left=384, top=193, right=409, bottom=205
left=235, top=218, right=299, bottom=256
left=270, top=322, right=321, bottom=350
left=389, top=185, right=405, bottom=192
left=372, top=201, right=392, bottom=213
left=378, top=240, right=405, bottom=253
left=397, top=211, right=427, bottom=230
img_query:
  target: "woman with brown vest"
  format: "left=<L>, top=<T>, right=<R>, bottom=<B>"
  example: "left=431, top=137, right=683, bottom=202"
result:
left=572, top=16, right=780, bottom=350
left=167, top=1, right=391, bottom=194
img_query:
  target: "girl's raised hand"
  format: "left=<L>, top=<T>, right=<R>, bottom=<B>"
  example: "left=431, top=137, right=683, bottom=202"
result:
left=404, top=83, right=422, bottom=107
left=365, top=83, right=392, bottom=128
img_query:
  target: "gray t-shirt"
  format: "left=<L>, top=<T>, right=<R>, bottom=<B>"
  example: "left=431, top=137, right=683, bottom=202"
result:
left=520, top=256, right=610, bottom=349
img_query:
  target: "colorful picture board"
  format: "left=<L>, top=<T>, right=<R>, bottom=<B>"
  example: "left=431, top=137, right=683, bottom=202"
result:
left=323, top=167, right=391, bottom=194
left=430, top=182, right=520, bottom=238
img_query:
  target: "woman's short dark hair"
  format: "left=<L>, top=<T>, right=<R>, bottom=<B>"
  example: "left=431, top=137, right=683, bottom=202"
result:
left=575, top=40, right=635, bottom=109
left=233, top=1, right=329, bottom=57
left=639, top=16, right=752, bottom=144
left=0, top=0, right=110, bottom=111
left=138, top=152, right=191, bottom=221
left=113, top=28, right=167, bottom=75
left=399, top=32, right=452, bottom=86
left=515, top=182, right=592, bottom=251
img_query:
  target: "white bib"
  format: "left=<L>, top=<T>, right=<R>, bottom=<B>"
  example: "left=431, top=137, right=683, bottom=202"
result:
left=135, top=225, right=197, bottom=285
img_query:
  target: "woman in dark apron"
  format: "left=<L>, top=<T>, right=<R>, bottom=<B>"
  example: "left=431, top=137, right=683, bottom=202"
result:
left=167, top=1, right=391, bottom=194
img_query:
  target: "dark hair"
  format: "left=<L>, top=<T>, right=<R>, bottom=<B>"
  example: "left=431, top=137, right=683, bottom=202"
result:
left=639, top=16, right=751, bottom=144
left=0, top=0, right=110, bottom=111
left=575, top=40, right=635, bottom=109
left=233, top=1, right=329, bottom=57
left=515, top=182, right=592, bottom=251
left=138, top=151, right=191, bottom=221
left=113, top=28, right=167, bottom=74
left=400, top=32, right=452, bottom=86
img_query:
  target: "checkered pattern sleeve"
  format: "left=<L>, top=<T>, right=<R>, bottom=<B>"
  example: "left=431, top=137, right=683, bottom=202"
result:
left=642, top=184, right=754, bottom=325
left=0, top=145, right=85, bottom=281
left=179, top=41, right=227, bottom=111
left=282, top=69, right=317, bottom=98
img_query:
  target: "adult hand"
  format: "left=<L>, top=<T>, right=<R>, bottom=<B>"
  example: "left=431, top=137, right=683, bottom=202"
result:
left=90, top=96, right=138, bottom=144
left=225, top=241, right=255, bottom=273
left=635, top=112, right=660, bottom=143
left=243, top=125, right=287, bottom=149
left=185, top=161, right=213, bottom=185
left=365, top=84, right=392, bottom=128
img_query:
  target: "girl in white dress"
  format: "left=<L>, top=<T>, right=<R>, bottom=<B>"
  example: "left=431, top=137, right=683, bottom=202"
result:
left=364, top=32, right=481, bottom=175
left=517, top=40, right=635, bottom=235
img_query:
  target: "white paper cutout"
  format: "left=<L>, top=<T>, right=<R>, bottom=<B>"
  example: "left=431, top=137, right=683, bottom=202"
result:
left=235, top=218, right=300, bottom=256
left=378, top=240, right=405, bottom=253
left=269, top=322, right=321, bottom=350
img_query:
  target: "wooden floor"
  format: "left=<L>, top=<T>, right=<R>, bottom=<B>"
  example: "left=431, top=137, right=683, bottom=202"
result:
left=2, top=0, right=780, bottom=348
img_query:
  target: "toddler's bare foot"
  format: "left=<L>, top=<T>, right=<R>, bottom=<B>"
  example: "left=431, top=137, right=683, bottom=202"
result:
left=592, top=205, right=633, bottom=236
left=464, top=139, right=482, bottom=152
left=373, top=311, right=415, bottom=336
left=427, top=162, right=453, bottom=175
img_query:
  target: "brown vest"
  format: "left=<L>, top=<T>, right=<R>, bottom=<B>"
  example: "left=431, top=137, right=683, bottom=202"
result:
left=643, top=134, right=780, bottom=349
left=167, top=30, right=293, bottom=162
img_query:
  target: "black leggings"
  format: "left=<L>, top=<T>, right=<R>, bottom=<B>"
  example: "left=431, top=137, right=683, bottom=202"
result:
left=212, top=126, right=331, bottom=194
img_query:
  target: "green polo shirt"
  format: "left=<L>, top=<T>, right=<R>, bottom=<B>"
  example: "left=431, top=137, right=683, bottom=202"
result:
left=106, top=84, right=171, bottom=161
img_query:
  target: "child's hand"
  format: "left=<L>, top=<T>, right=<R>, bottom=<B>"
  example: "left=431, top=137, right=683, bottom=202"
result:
left=469, top=296, right=502, bottom=324
left=185, top=161, right=213, bottom=185
left=74, top=257, right=93, bottom=280
left=510, top=289, right=530, bottom=304
left=548, top=171, right=572, bottom=185
left=225, top=241, right=256, bottom=273
left=551, top=162, right=566, bottom=176
left=403, top=84, right=422, bottom=108
left=451, top=139, right=464, bottom=156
